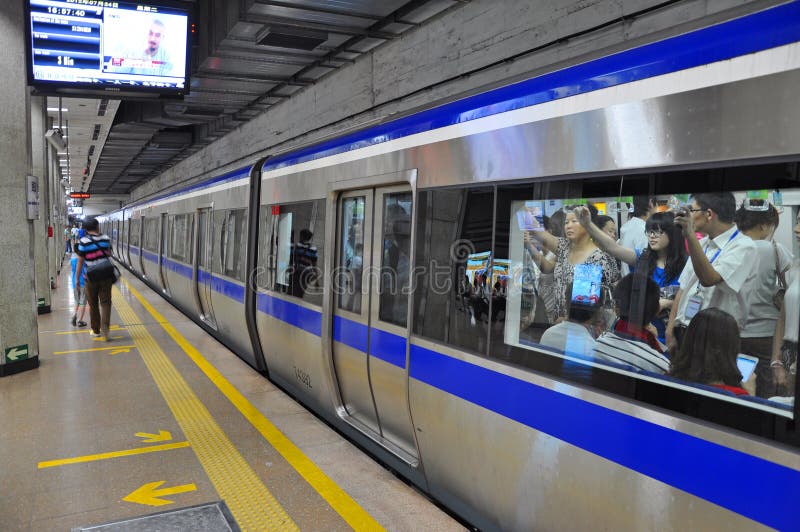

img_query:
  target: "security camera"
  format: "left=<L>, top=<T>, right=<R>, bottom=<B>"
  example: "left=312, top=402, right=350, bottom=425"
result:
left=45, top=129, right=66, bottom=152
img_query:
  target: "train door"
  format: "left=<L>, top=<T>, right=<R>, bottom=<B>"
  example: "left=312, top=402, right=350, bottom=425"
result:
left=331, top=186, right=419, bottom=462
left=118, top=219, right=124, bottom=259
left=125, top=214, right=131, bottom=266
left=194, top=207, right=216, bottom=328
left=159, top=213, right=170, bottom=294
left=139, top=216, right=147, bottom=277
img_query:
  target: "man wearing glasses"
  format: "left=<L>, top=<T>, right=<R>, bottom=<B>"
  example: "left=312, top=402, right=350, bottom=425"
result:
left=666, top=192, right=757, bottom=352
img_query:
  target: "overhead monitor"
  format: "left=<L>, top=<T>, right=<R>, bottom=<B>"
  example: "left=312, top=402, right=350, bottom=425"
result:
left=26, top=0, right=192, bottom=98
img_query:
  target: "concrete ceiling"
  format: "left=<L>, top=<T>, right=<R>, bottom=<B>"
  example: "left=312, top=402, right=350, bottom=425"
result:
left=50, top=0, right=463, bottom=196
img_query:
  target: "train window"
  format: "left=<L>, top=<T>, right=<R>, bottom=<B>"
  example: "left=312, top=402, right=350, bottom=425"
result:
left=264, top=201, right=325, bottom=306
left=256, top=206, right=273, bottom=290
left=338, top=196, right=366, bottom=314
left=197, top=209, right=211, bottom=270
left=143, top=217, right=159, bottom=252
left=489, top=171, right=800, bottom=424
left=168, top=213, right=193, bottom=263
left=129, top=218, right=140, bottom=247
left=413, top=187, right=494, bottom=355
left=212, top=210, right=225, bottom=275
left=379, top=192, right=413, bottom=327
left=220, top=209, right=247, bottom=281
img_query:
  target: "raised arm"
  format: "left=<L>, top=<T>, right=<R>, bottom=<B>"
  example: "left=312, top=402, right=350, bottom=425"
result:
left=523, top=232, right=555, bottom=273
left=673, top=211, right=722, bottom=287
left=574, top=206, right=637, bottom=265
left=518, top=206, right=559, bottom=253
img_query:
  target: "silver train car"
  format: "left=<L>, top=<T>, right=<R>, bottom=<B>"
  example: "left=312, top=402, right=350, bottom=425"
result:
left=101, top=4, right=800, bottom=530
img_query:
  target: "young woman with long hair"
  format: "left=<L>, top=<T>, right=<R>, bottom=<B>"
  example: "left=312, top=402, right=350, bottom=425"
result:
left=670, top=308, right=754, bottom=396
left=574, top=208, right=687, bottom=341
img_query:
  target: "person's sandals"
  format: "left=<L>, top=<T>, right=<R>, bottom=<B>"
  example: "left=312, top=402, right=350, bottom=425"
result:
left=77, top=321, right=87, bottom=327
left=71, top=315, right=77, bottom=327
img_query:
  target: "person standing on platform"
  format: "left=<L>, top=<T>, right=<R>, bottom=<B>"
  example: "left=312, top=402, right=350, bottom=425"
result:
left=75, top=218, right=114, bottom=341
left=64, top=226, right=72, bottom=254
left=69, top=252, right=87, bottom=327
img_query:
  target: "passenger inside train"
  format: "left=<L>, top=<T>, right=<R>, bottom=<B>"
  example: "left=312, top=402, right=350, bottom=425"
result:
left=413, top=179, right=800, bottom=410
left=669, top=308, right=756, bottom=396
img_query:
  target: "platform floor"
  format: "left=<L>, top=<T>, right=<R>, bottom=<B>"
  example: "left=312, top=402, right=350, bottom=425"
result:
left=0, top=261, right=464, bottom=531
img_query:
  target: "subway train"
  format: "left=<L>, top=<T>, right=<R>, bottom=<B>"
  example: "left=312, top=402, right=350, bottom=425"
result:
left=100, top=4, right=800, bottom=530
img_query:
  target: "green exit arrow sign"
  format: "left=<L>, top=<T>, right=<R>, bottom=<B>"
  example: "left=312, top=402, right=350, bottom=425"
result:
left=5, top=344, right=29, bottom=362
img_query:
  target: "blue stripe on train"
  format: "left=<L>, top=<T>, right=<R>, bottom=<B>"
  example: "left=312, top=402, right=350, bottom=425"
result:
left=408, top=344, right=799, bottom=530
left=262, top=2, right=800, bottom=173
left=258, top=293, right=322, bottom=336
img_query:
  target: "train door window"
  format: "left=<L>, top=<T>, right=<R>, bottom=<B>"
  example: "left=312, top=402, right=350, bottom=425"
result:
left=222, top=208, right=247, bottom=281
left=269, top=201, right=325, bottom=306
left=337, top=196, right=366, bottom=314
left=379, top=192, right=413, bottom=327
left=212, top=210, right=225, bottom=275
left=197, top=209, right=211, bottom=270
left=168, top=213, right=192, bottom=263
left=413, top=187, right=495, bottom=355
left=143, top=217, right=159, bottom=251
left=256, top=206, right=273, bottom=290
left=129, top=218, right=140, bottom=247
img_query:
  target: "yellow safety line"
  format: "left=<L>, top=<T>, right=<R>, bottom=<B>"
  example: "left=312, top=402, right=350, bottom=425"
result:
left=38, top=442, right=191, bottom=469
left=55, top=325, right=126, bottom=335
left=121, top=278, right=384, bottom=531
left=111, top=285, right=298, bottom=531
left=53, top=345, right=136, bottom=354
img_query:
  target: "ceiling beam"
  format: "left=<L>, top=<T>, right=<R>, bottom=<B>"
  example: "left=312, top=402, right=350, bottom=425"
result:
left=211, top=50, right=341, bottom=69
left=195, top=70, right=314, bottom=86
left=242, top=13, right=398, bottom=40
left=251, top=0, right=418, bottom=26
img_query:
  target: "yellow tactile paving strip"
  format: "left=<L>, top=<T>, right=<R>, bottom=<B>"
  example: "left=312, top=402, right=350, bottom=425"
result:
left=111, top=284, right=299, bottom=531
left=121, top=278, right=385, bottom=531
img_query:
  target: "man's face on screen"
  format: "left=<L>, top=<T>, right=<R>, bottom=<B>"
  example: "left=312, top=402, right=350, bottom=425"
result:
left=147, top=23, right=164, bottom=54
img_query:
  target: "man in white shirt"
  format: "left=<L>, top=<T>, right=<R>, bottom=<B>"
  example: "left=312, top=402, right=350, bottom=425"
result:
left=618, top=196, right=655, bottom=276
left=666, top=192, right=757, bottom=352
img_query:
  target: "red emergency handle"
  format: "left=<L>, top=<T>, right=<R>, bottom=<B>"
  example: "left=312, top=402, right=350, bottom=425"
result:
left=48, top=226, right=53, bottom=238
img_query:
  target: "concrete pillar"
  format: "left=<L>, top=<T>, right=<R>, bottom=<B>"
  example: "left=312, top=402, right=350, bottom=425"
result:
left=30, top=95, right=51, bottom=314
left=45, top=119, right=59, bottom=285
left=0, top=0, right=39, bottom=375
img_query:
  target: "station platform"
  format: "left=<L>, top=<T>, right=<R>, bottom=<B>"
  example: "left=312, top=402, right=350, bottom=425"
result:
left=1, top=264, right=465, bottom=531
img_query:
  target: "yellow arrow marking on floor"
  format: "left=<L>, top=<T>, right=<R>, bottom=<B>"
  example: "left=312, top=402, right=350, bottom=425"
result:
left=38, top=441, right=190, bottom=469
left=123, top=481, right=197, bottom=507
left=52, top=345, right=136, bottom=355
left=136, top=430, right=172, bottom=443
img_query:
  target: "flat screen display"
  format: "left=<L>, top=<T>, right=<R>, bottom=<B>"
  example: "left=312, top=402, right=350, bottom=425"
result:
left=27, top=0, right=191, bottom=97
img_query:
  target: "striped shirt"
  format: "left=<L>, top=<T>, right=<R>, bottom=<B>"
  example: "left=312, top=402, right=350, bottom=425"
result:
left=76, top=233, right=112, bottom=264
left=593, top=331, right=671, bottom=374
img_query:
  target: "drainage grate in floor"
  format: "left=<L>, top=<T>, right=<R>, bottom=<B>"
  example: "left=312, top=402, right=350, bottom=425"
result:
left=72, top=501, right=239, bottom=532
